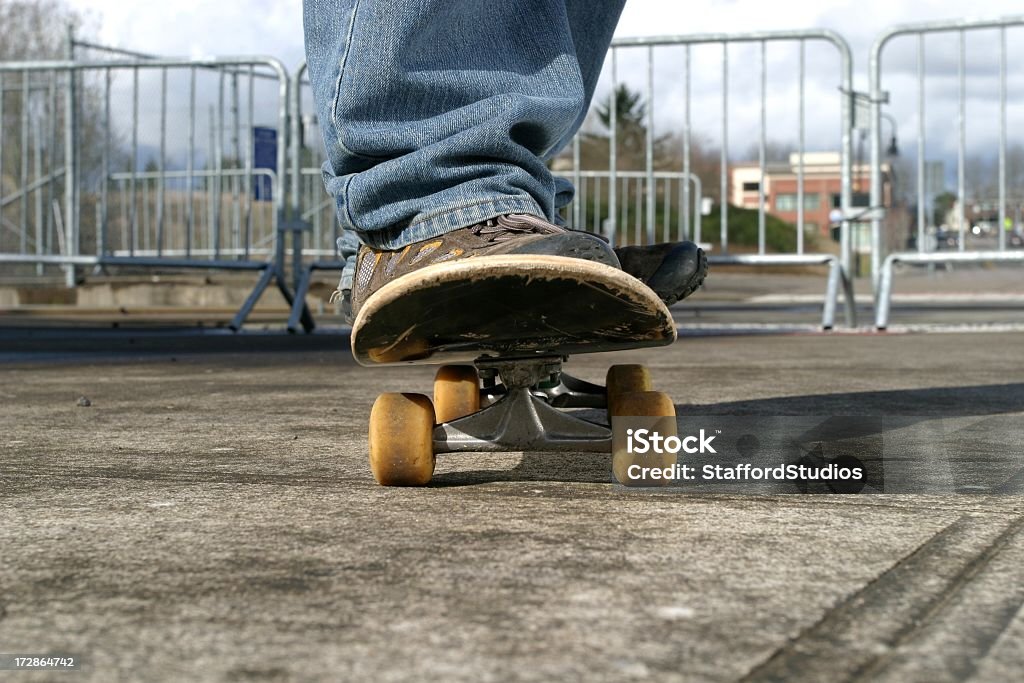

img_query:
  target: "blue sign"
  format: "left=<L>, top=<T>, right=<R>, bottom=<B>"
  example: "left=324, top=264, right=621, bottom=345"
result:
left=253, top=126, right=277, bottom=201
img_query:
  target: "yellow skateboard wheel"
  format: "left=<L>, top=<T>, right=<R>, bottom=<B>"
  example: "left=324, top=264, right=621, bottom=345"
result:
left=611, top=390, right=676, bottom=418
left=433, top=365, right=480, bottom=423
left=368, top=393, right=436, bottom=486
left=611, top=390, right=677, bottom=485
left=606, top=364, right=652, bottom=416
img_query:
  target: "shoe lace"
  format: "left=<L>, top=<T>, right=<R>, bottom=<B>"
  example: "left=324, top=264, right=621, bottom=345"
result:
left=470, top=214, right=561, bottom=243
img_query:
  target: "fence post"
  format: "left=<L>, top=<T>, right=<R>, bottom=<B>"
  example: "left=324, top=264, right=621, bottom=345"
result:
left=290, top=64, right=305, bottom=292
left=836, top=31, right=854, bottom=292
left=64, top=25, right=77, bottom=287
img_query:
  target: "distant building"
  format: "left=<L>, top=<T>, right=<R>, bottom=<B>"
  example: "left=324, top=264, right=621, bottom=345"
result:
left=730, top=152, right=892, bottom=239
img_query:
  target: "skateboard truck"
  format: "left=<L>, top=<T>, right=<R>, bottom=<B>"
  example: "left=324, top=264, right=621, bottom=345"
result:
left=434, top=357, right=611, bottom=454
left=478, top=358, right=608, bottom=408
left=367, top=359, right=677, bottom=486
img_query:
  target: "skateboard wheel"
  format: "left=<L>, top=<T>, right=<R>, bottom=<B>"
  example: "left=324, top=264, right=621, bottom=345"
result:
left=434, top=365, right=480, bottom=423
left=368, top=393, right=436, bottom=486
left=606, top=364, right=652, bottom=416
left=611, top=390, right=676, bottom=418
left=611, top=391, right=677, bottom=485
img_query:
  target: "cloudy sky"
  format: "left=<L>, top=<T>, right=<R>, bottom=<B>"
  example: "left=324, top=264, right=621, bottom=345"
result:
left=65, top=0, right=1019, bottom=71
left=64, top=0, right=1023, bottom=189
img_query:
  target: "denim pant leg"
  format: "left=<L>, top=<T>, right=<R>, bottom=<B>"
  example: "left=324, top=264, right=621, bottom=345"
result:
left=303, top=0, right=626, bottom=251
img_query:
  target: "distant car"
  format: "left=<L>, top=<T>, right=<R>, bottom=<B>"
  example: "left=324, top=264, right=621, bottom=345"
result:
left=971, top=221, right=995, bottom=236
left=934, top=229, right=959, bottom=250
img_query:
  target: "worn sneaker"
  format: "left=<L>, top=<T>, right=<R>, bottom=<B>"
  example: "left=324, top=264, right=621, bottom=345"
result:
left=613, top=241, right=707, bottom=306
left=336, top=214, right=619, bottom=321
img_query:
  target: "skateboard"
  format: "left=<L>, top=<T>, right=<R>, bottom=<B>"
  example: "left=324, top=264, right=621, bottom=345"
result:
left=351, top=254, right=679, bottom=485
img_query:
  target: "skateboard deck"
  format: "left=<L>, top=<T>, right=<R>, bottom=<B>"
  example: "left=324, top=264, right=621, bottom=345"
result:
left=351, top=254, right=676, bottom=365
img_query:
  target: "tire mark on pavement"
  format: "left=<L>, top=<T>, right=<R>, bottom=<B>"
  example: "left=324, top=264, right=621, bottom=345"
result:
left=739, top=514, right=1024, bottom=683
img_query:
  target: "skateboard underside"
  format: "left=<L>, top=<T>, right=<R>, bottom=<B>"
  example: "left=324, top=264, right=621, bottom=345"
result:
left=351, top=255, right=676, bottom=365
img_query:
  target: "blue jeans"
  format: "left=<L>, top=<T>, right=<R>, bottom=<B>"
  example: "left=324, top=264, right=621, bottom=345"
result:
left=303, top=0, right=626, bottom=251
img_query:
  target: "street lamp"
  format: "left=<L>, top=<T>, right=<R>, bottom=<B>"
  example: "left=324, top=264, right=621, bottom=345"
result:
left=881, top=112, right=899, bottom=158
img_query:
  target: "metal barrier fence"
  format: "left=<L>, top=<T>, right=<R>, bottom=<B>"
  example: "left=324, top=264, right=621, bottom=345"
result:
left=567, top=171, right=702, bottom=246
left=103, top=168, right=278, bottom=259
left=7, top=21, right=1024, bottom=332
left=288, top=28, right=859, bottom=330
left=284, top=169, right=711, bottom=331
left=0, top=65, right=72, bottom=281
left=287, top=169, right=704, bottom=254
left=598, top=32, right=857, bottom=328
left=0, top=55, right=312, bottom=330
left=871, top=15, right=1024, bottom=328
left=36, top=21, right=1024, bottom=333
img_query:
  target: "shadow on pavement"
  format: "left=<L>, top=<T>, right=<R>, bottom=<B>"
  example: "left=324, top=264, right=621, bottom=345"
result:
left=687, top=383, right=1024, bottom=417
left=431, top=383, right=1024, bottom=487
left=0, top=326, right=352, bottom=362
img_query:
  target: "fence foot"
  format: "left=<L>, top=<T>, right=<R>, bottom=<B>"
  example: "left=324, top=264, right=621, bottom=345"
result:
left=285, top=261, right=347, bottom=333
left=841, top=265, right=857, bottom=328
left=279, top=276, right=314, bottom=334
left=230, top=266, right=275, bottom=331
left=822, top=258, right=858, bottom=329
left=822, top=259, right=840, bottom=330
left=230, top=264, right=314, bottom=333
left=874, top=257, right=894, bottom=331
left=287, top=264, right=316, bottom=334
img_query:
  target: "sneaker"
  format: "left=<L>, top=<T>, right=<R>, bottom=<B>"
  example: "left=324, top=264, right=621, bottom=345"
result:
left=337, top=214, right=619, bottom=321
left=613, top=241, right=707, bottom=306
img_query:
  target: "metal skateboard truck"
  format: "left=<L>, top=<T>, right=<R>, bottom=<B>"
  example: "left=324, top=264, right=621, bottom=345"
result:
left=369, top=359, right=676, bottom=485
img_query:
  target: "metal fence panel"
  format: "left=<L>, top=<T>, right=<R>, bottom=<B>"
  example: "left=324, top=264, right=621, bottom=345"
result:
left=0, top=55, right=308, bottom=328
left=0, top=56, right=289, bottom=267
left=870, top=16, right=1024, bottom=328
left=0, top=68, right=73, bottom=282
left=0, top=29, right=873, bottom=331
left=6, top=21, right=1021, bottom=332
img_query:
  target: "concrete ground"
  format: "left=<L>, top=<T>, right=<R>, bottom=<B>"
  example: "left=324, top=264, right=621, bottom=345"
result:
left=2, top=322, right=1024, bottom=682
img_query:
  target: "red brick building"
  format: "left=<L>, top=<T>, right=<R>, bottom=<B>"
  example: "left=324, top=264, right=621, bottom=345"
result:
left=730, top=153, right=892, bottom=240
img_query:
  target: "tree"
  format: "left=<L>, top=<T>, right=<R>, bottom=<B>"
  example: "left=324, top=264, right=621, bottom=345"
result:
left=551, top=84, right=725, bottom=206
left=2, top=1, right=87, bottom=246
left=0, top=1, right=114, bottom=255
left=596, top=84, right=646, bottom=133
left=578, top=84, right=653, bottom=171
left=934, top=191, right=956, bottom=228
left=0, top=0, right=84, bottom=61
left=2, top=1, right=82, bottom=192
left=575, top=87, right=689, bottom=169
left=654, top=130, right=723, bottom=202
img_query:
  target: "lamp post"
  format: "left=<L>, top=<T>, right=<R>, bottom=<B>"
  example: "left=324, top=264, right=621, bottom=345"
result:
left=880, top=113, right=899, bottom=207
left=880, top=112, right=908, bottom=250
left=881, top=112, right=899, bottom=158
